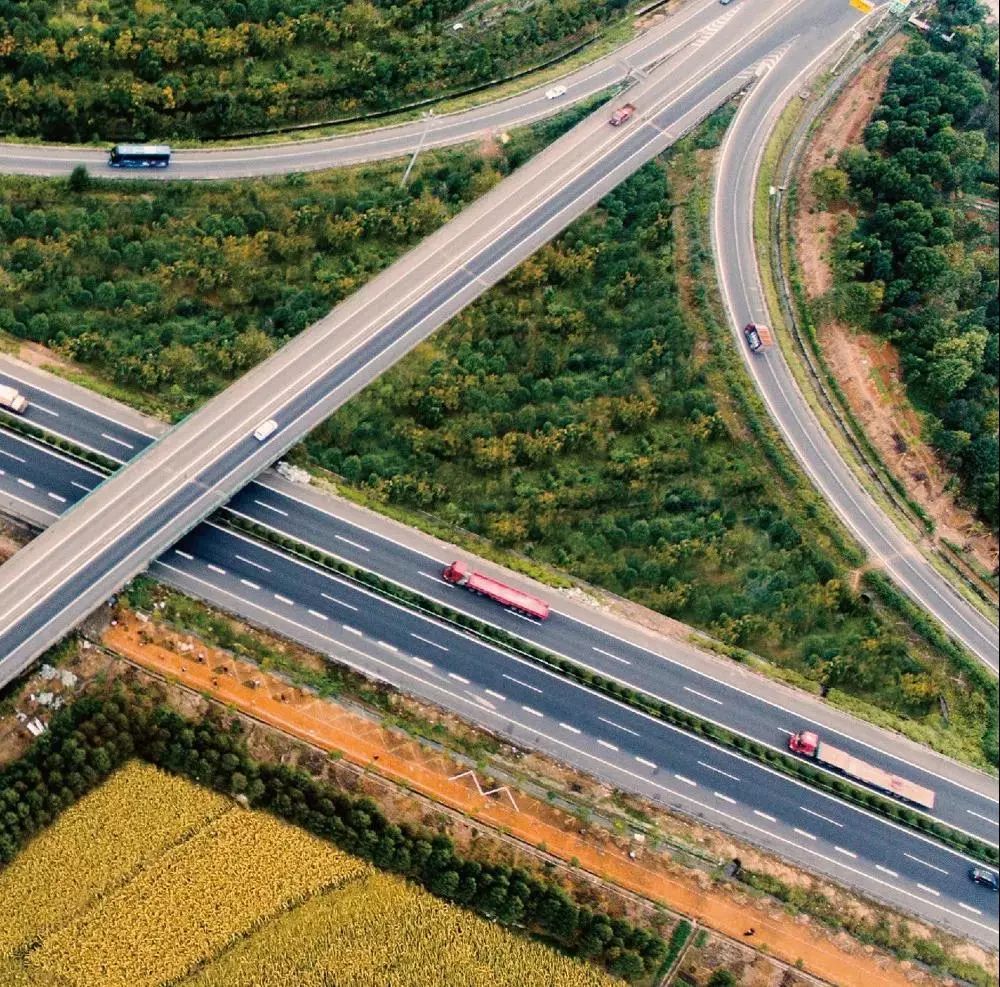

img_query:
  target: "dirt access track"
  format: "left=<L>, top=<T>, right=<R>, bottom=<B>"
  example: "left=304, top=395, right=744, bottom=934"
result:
left=793, top=38, right=999, bottom=576
left=104, top=612, right=958, bottom=987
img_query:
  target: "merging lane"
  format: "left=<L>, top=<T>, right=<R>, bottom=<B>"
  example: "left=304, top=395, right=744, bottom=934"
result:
left=711, top=29, right=1000, bottom=671
left=0, top=0, right=811, bottom=686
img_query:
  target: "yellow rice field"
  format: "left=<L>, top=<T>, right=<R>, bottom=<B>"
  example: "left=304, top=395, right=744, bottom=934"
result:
left=2, top=763, right=617, bottom=987
left=186, top=870, right=618, bottom=987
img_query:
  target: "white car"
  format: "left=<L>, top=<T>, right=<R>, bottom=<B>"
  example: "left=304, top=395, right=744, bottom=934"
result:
left=545, top=85, right=567, bottom=100
left=252, top=418, right=278, bottom=442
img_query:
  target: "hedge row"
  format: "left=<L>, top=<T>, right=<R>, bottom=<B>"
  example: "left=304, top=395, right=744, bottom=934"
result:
left=0, top=411, right=118, bottom=473
left=220, top=512, right=999, bottom=867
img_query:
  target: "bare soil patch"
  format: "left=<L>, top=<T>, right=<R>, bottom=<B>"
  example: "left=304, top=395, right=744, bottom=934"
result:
left=793, top=40, right=999, bottom=574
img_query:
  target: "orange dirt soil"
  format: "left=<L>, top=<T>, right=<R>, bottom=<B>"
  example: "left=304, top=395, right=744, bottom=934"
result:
left=105, top=613, right=949, bottom=987
left=793, top=39, right=999, bottom=575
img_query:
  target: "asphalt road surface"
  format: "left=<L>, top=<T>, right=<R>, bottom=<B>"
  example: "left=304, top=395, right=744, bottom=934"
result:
left=0, top=390, right=996, bottom=848
left=0, top=430, right=996, bottom=943
left=0, top=0, right=808, bottom=687
left=711, top=35, right=1000, bottom=672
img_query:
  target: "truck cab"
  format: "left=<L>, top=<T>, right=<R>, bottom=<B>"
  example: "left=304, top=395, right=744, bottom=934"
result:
left=788, top=730, right=819, bottom=756
left=744, top=323, right=773, bottom=352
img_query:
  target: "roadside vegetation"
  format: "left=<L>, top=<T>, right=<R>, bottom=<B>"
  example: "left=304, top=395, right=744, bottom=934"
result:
left=817, top=0, right=998, bottom=527
left=1, top=105, right=994, bottom=767
left=0, top=0, right=631, bottom=141
left=0, top=696, right=668, bottom=983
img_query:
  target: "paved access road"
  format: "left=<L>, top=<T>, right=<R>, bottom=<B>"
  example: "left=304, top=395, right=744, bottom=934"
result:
left=0, top=0, right=815, bottom=687
left=711, top=33, right=1000, bottom=672
left=1, top=376, right=997, bottom=847
left=0, top=0, right=731, bottom=180
left=0, top=430, right=996, bottom=944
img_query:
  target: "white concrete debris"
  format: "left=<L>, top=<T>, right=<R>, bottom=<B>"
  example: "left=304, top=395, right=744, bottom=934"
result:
left=26, top=718, right=46, bottom=737
left=275, top=461, right=312, bottom=485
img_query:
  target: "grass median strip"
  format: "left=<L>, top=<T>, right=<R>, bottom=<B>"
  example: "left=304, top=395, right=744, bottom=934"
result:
left=220, top=511, right=999, bottom=867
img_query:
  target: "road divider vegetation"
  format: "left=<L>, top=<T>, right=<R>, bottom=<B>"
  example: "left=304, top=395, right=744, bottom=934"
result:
left=0, top=411, right=118, bottom=472
left=220, top=511, right=1000, bottom=866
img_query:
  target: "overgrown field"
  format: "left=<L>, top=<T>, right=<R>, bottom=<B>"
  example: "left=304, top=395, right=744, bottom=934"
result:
left=0, top=0, right=628, bottom=141
left=0, top=106, right=585, bottom=419
left=0, top=760, right=620, bottom=987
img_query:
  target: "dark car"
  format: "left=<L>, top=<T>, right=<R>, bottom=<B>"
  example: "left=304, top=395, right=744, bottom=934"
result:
left=969, top=867, right=999, bottom=891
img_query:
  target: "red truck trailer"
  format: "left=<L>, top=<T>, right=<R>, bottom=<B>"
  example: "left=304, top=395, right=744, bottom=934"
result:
left=610, top=103, right=637, bottom=126
left=442, top=561, right=550, bottom=620
left=788, top=731, right=936, bottom=810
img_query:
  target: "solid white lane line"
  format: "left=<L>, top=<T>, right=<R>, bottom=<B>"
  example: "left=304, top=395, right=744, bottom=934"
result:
left=560, top=723, right=582, bottom=734
left=754, top=810, right=776, bottom=823
left=235, top=554, right=271, bottom=572
left=377, top=640, right=398, bottom=652
left=917, top=884, right=940, bottom=897
left=448, top=672, right=470, bottom=684
left=175, top=550, right=194, bottom=560
left=715, top=792, right=736, bottom=804
left=522, top=705, right=543, bottom=717
left=875, top=865, right=898, bottom=877
left=307, top=609, right=329, bottom=621
left=793, top=827, right=816, bottom=841
left=904, top=853, right=948, bottom=876
left=274, top=594, right=294, bottom=605
left=16, top=478, right=34, bottom=488
left=684, top=686, right=723, bottom=705
left=100, top=432, right=134, bottom=450
left=336, top=534, right=370, bottom=552
left=47, top=492, right=66, bottom=503
left=71, top=481, right=92, bottom=492
left=484, top=689, right=507, bottom=702
left=411, top=633, right=449, bottom=652
left=674, top=774, right=696, bottom=787
left=343, top=625, right=363, bottom=636
left=254, top=499, right=288, bottom=516
left=800, top=807, right=843, bottom=828
left=835, top=847, right=858, bottom=859
left=635, top=756, right=657, bottom=769
left=597, top=740, right=619, bottom=752
left=240, top=579, right=261, bottom=591
left=593, top=646, right=631, bottom=665
left=207, top=564, right=226, bottom=575
left=697, top=760, right=740, bottom=782
left=321, top=592, right=358, bottom=611
left=503, top=673, right=543, bottom=694
left=598, top=715, right=640, bottom=737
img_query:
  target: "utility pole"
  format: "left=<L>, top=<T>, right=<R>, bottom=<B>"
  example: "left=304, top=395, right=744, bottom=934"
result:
left=401, top=111, right=434, bottom=188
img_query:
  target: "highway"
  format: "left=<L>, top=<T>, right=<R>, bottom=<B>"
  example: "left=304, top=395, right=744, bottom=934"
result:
left=0, top=0, right=731, bottom=181
left=1, top=380, right=997, bottom=847
left=0, top=428, right=996, bottom=943
left=711, top=33, right=1000, bottom=672
left=0, top=0, right=816, bottom=687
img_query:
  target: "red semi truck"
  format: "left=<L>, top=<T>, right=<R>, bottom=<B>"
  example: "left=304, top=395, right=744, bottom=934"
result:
left=441, top=561, right=550, bottom=620
left=788, top=731, right=936, bottom=810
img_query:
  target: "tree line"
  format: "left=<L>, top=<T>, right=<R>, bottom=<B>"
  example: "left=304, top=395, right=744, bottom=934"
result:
left=0, top=693, right=666, bottom=982
left=0, top=0, right=627, bottom=140
left=829, top=0, right=998, bottom=526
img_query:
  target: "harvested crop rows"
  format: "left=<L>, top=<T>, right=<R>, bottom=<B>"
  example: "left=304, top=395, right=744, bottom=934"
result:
left=3, top=762, right=617, bottom=987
